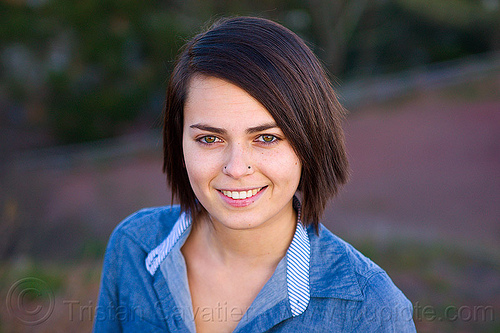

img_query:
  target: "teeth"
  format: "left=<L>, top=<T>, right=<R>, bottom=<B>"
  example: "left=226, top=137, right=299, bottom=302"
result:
left=222, top=188, right=262, bottom=200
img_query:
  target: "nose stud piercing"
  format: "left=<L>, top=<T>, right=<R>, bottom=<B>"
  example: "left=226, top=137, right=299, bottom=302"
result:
left=223, top=166, right=251, bottom=170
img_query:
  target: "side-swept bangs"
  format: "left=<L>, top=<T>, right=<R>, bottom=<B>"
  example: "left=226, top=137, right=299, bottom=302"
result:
left=163, top=16, right=349, bottom=230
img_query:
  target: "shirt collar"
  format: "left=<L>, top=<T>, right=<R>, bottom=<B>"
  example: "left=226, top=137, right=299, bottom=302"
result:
left=145, top=197, right=311, bottom=317
left=145, top=211, right=190, bottom=276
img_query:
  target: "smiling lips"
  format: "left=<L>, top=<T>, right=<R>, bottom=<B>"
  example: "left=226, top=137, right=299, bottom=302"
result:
left=220, top=187, right=265, bottom=200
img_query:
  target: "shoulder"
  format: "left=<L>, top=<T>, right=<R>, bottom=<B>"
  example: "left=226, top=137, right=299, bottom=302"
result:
left=308, top=224, right=415, bottom=331
left=309, top=224, right=385, bottom=298
left=95, top=206, right=181, bottom=330
left=316, top=224, right=383, bottom=275
left=108, top=205, right=182, bottom=253
left=351, top=271, right=415, bottom=331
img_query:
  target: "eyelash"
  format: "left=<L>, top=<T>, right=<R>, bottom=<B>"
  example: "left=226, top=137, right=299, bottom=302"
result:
left=197, top=136, right=222, bottom=145
left=256, top=134, right=280, bottom=144
left=196, top=134, right=281, bottom=146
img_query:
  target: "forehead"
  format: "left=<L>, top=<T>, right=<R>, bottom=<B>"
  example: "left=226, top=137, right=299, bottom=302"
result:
left=183, top=75, right=276, bottom=127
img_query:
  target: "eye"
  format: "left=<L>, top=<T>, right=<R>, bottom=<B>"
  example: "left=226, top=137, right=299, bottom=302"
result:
left=257, top=134, right=279, bottom=144
left=198, top=136, right=221, bottom=144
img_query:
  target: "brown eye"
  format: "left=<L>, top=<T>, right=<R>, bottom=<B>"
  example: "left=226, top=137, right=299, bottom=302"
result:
left=260, top=135, right=276, bottom=143
left=202, top=136, right=217, bottom=143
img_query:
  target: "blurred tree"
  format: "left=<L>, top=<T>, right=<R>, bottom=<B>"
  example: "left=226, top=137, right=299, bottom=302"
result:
left=394, top=0, right=500, bottom=52
left=0, top=0, right=498, bottom=146
left=305, top=0, right=369, bottom=76
left=394, top=0, right=499, bottom=32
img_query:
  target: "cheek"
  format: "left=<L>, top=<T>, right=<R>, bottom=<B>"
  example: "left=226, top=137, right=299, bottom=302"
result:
left=260, top=149, right=302, bottom=187
left=183, top=144, right=221, bottom=190
left=286, top=158, right=302, bottom=188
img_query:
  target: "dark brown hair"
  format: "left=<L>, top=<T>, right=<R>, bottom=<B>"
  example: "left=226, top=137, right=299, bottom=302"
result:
left=163, top=16, right=349, bottom=230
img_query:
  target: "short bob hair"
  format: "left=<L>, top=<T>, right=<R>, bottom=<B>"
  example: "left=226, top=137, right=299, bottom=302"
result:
left=163, top=16, right=349, bottom=230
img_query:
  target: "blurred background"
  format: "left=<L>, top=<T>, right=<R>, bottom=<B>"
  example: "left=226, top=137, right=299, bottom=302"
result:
left=1, top=0, right=499, bottom=332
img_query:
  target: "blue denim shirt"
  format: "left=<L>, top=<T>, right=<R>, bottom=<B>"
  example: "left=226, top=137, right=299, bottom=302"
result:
left=94, top=206, right=416, bottom=332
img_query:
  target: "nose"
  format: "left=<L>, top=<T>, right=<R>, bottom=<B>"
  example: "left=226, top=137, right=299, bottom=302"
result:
left=222, top=143, right=253, bottom=179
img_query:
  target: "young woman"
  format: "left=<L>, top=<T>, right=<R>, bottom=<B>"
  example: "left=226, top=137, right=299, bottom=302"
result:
left=94, top=16, right=416, bottom=332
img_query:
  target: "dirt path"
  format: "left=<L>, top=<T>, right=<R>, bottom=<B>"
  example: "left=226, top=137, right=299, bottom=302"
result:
left=325, top=92, right=500, bottom=252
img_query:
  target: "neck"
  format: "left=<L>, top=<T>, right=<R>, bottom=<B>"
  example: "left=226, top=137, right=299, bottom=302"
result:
left=191, top=203, right=297, bottom=269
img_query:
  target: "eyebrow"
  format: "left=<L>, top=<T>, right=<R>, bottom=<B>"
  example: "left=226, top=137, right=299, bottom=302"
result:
left=189, top=122, right=279, bottom=135
left=189, top=124, right=226, bottom=135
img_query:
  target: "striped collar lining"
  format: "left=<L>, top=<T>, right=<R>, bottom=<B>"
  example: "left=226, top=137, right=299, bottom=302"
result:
left=286, top=199, right=311, bottom=316
left=144, top=197, right=311, bottom=317
left=145, top=211, right=190, bottom=276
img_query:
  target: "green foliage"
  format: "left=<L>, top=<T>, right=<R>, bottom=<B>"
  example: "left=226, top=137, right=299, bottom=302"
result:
left=1, top=0, right=498, bottom=144
left=1, top=259, right=65, bottom=295
left=1, top=0, right=194, bottom=144
left=80, top=240, right=107, bottom=261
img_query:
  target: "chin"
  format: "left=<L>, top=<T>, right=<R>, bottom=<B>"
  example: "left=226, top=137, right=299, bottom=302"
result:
left=209, top=210, right=268, bottom=230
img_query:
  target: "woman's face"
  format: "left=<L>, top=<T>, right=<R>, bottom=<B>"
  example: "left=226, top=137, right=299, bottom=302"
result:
left=182, top=75, right=302, bottom=231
